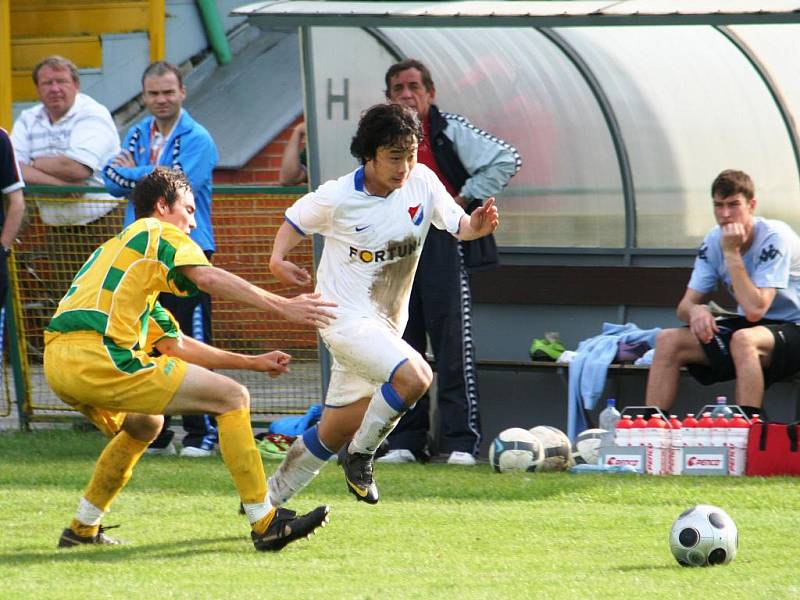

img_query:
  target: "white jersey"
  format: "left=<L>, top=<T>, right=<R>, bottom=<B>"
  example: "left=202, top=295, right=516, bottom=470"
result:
left=688, top=217, right=800, bottom=322
left=285, top=163, right=464, bottom=332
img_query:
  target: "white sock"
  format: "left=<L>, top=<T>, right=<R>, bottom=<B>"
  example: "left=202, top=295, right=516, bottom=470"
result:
left=242, top=496, right=273, bottom=524
left=350, top=383, right=408, bottom=455
left=75, top=497, right=105, bottom=526
left=268, top=426, right=332, bottom=506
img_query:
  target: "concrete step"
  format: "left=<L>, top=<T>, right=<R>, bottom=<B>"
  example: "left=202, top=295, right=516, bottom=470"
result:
left=12, top=35, right=102, bottom=69
left=76, top=33, right=151, bottom=113
left=11, top=1, right=149, bottom=37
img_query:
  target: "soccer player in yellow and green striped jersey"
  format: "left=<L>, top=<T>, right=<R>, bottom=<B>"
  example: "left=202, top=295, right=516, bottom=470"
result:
left=46, top=167, right=337, bottom=552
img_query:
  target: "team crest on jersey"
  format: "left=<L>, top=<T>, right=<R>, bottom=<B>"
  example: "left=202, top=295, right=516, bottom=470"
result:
left=408, top=204, right=423, bottom=225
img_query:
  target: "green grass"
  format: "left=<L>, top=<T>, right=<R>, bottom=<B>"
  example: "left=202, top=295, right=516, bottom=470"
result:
left=1, top=430, right=800, bottom=599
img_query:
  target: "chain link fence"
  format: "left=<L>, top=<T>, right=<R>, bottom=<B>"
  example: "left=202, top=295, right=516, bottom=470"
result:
left=6, top=186, right=321, bottom=426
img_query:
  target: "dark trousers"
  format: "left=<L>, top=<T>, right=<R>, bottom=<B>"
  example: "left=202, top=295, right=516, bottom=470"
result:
left=0, top=251, right=7, bottom=314
left=386, top=228, right=482, bottom=457
left=151, top=251, right=217, bottom=449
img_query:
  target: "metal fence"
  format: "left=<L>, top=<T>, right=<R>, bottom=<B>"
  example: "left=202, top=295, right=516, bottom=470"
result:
left=6, top=186, right=321, bottom=427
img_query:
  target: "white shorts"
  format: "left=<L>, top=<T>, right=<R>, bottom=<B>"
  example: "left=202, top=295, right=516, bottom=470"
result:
left=321, top=318, right=419, bottom=407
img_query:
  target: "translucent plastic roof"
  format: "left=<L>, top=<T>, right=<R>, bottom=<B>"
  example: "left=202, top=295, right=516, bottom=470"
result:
left=235, top=1, right=800, bottom=26
left=235, top=3, right=800, bottom=249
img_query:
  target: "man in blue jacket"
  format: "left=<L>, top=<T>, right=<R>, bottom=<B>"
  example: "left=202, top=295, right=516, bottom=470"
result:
left=103, top=61, right=219, bottom=457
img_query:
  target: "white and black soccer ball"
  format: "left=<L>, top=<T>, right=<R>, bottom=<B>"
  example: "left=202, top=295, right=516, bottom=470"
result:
left=572, top=428, right=607, bottom=465
left=528, top=425, right=574, bottom=472
left=490, top=427, right=542, bottom=473
left=669, top=504, right=738, bottom=567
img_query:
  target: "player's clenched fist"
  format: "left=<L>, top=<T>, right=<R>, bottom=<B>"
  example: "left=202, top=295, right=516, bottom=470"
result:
left=250, top=350, right=292, bottom=378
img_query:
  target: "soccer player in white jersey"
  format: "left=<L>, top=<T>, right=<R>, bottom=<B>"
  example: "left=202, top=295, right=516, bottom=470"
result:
left=646, top=169, right=800, bottom=419
left=268, top=103, right=499, bottom=504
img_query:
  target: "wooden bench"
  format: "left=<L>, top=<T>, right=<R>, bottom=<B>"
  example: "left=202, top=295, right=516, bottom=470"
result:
left=466, top=358, right=800, bottom=422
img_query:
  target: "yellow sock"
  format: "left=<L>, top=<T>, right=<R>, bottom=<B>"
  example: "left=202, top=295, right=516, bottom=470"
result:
left=251, top=508, right=277, bottom=535
left=217, top=408, right=267, bottom=504
left=69, top=518, right=99, bottom=538
left=84, top=430, right=149, bottom=512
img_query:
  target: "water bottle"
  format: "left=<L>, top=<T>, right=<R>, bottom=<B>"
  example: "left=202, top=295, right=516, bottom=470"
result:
left=711, top=395, right=734, bottom=419
left=615, top=415, right=633, bottom=447
left=727, top=414, right=750, bottom=476
left=668, top=415, right=683, bottom=475
left=645, top=414, right=668, bottom=475
left=695, top=412, right=714, bottom=447
left=629, top=414, right=648, bottom=447
left=711, top=413, right=729, bottom=448
left=682, top=413, right=698, bottom=447
left=598, top=399, right=621, bottom=448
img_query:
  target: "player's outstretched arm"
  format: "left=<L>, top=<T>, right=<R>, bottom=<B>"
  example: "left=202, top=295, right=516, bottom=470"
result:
left=457, top=197, right=499, bottom=241
left=269, top=221, right=313, bottom=287
left=180, top=264, right=336, bottom=328
left=156, top=335, right=291, bottom=378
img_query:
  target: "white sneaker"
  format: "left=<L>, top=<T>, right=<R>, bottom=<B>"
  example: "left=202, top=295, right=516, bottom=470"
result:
left=145, top=442, right=177, bottom=456
left=446, top=451, right=477, bottom=466
left=180, top=445, right=215, bottom=458
left=376, top=449, right=416, bottom=464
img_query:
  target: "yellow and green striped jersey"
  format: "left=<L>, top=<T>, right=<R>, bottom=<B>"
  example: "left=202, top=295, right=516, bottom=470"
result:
left=45, top=217, right=211, bottom=352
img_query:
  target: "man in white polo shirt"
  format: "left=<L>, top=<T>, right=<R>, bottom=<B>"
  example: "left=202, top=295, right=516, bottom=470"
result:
left=11, top=55, right=120, bottom=226
left=266, top=103, right=499, bottom=507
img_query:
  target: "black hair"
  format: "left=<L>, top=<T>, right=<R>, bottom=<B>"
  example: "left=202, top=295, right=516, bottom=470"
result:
left=384, top=59, right=435, bottom=98
left=349, top=103, right=423, bottom=165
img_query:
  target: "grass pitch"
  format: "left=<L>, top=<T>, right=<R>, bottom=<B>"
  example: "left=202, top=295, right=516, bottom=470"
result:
left=1, top=430, right=799, bottom=600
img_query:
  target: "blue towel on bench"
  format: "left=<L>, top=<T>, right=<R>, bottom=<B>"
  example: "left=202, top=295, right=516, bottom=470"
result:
left=567, top=322, right=661, bottom=441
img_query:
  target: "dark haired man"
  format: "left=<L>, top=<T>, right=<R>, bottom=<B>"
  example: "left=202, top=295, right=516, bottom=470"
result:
left=645, top=169, right=800, bottom=418
left=267, top=103, right=499, bottom=506
left=382, top=59, right=521, bottom=465
left=47, top=167, right=336, bottom=551
left=104, top=61, right=220, bottom=457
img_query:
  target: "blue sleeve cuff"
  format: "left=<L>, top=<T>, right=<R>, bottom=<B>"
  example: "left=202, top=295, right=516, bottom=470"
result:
left=285, top=215, right=306, bottom=236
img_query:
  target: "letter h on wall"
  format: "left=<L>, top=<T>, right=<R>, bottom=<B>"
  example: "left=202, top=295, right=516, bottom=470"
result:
left=327, top=78, right=349, bottom=120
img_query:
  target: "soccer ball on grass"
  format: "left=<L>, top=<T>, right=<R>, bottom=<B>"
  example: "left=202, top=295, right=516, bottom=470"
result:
left=669, top=504, right=738, bottom=567
left=528, top=425, right=574, bottom=471
left=489, top=427, right=542, bottom=473
left=571, top=428, right=606, bottom=465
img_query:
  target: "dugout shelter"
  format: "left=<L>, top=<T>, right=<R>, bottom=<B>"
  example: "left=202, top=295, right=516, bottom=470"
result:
left=233, top=1, right=800, bottom=452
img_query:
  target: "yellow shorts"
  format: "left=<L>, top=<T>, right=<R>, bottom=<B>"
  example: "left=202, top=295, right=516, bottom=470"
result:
left=44, top=332, right=188, bottom=437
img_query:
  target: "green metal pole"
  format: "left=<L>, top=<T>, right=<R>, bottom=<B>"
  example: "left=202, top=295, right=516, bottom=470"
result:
left=195, top=0, right=232, bottom=65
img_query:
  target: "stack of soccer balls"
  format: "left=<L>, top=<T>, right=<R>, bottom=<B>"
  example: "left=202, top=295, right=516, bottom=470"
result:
left=489, top=425, right=574, bottom=473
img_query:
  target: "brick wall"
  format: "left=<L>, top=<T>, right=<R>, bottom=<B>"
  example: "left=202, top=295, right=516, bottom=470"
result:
left=213, top=117, right=304, bottom=185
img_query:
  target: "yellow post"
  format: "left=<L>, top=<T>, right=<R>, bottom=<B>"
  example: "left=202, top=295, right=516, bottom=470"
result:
left=0, top=0, right=12, bottom=130
left=149, top=0, right=165, bottom=62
